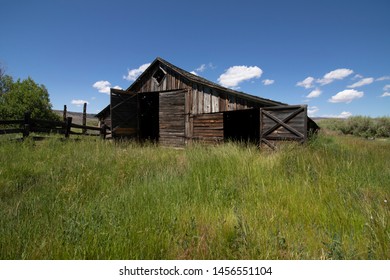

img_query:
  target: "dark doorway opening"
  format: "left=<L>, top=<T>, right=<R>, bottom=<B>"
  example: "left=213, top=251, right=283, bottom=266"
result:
left=223, top=109, right=260, bottom=143
left=138, top=92, right=159, bottom=142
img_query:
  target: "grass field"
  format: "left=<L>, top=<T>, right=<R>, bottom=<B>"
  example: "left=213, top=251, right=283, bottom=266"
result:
left=0, top=133, right=389, bottom=259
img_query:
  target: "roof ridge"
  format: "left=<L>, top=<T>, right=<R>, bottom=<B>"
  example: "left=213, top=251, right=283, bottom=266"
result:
left=128, top=57, right=285, bottom=106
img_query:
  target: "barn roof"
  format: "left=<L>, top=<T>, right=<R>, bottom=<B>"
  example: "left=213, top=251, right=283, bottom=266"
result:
left=126, top=57, right=286, bottom=107
left=94, top=104, right=110, bottom=118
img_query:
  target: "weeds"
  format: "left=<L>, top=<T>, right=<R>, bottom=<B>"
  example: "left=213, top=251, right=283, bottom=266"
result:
left=0, top=133, right=389, bottom=259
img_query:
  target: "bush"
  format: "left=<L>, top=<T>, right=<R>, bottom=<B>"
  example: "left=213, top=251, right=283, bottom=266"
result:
left=318, top=116, right=390, bottom=138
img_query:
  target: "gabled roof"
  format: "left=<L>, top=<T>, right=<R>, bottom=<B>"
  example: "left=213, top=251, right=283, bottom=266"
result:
left=94, top=104, right=110, bottom=118
left=127, top=57, right=286, bottom=107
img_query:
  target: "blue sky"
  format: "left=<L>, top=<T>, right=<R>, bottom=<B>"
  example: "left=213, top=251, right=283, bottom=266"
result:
left=1, top=0, right=389, bottom=117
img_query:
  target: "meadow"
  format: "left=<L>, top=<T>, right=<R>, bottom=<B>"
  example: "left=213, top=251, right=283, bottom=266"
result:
left=0, top=133, right=389, bottom=259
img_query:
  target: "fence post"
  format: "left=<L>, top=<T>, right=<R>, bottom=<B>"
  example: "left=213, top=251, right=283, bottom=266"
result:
left=82, top=103, right=87, bottom=134
left=63, top=105, right=67, bottom=122
left=65, top=117, right=72, bottom=138
left=23, top=112, right=31, bottom=139
left=100, top=123, right=107, bottom=140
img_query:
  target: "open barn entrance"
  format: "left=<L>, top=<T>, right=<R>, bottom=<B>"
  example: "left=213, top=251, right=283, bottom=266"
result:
left=138, top=92, right=159, bottom=142
left=223, top=109, right=260, bottom=143
left=110, top=89, right=138, bottom=138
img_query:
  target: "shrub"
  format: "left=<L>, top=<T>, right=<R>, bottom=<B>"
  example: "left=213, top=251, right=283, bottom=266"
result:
left=318, top=116, right=390, bottom=138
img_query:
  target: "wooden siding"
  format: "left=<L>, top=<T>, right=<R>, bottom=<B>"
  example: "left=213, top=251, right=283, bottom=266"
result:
left=159, top=90, right=186, bottom=147
left=192, top=113, right=224, bottom=143
left=128, top=61, right=270, bottom=118
left=106, top=58, right=317, bottom=147
left=132, top=65, right=190, bottom=93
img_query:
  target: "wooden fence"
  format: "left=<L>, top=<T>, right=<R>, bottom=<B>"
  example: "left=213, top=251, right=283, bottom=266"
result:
left=0, top=112, right=109, bottom=140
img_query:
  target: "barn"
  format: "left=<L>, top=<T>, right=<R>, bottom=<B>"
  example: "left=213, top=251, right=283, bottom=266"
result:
left=96, top=57, right=318, bottom=148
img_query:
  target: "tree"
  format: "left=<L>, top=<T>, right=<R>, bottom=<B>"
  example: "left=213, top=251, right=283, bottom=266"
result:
left=0, top=63, right=12, bottom=94
left=0, top=73, right=59, bottom=121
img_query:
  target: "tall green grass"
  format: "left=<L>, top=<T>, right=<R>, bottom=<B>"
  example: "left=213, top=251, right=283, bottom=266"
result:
left=0, top=134, right=389, bottom=259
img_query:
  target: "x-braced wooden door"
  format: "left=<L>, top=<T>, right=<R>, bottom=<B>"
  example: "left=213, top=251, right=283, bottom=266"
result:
left=260, top=105, right=308, bottom=149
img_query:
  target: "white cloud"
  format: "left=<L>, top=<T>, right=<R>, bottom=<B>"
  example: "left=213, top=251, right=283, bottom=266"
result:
left=377, top=76, right=390, bottom=81
left=308, top=106, right=319, bottom=117
left=383, top=85, right=390, bottom=91
left=123, top=63, right=151, bottom=81
left=71, top=99, right=89, bottom=107
left=322, top=111, right=353, bottom=118
left=328, top=89, right=364, bottom=103
left=262, top=79, right=274, bottom=86
left=381, top=92, right=390, bottom=97
left=347, top=77, right=374, bottom=88
left=92, top=80, right=122, bottom=94
left=218, top=65, right=263, bottom=88
left=195, top=64, right=206, bottom=72
left=307, top=88, right=322, bottom=98
left=190, top=64, right=208, bottom=76
left=93, top=80, right=111, bottom=94
left=317, top=68, right=354, bottom=85
left=339, top=111, right=353, bottom=118
left=352, top=74, right=363, bottom=80
left=296, top=76, right=315, bottom=89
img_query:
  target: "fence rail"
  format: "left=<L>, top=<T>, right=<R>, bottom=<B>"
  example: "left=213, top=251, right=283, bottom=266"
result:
left=0, top=112, right=109, bottom=140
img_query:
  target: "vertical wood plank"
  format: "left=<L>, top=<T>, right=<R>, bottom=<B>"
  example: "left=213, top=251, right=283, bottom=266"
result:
left=198, top=85, right=204, bottom=114
left=211, top=89, right=219, bottom=113
left=82, top=102, right=87, bottom=134
left=65, top=117, right=72, bottom=138
left=192, top=83, right=198, bottom=115
left=63, top=105, right=67, bottom=122
left=204, top=87, right=211, bottom=113
left=23, top=112, right=31, bottom=139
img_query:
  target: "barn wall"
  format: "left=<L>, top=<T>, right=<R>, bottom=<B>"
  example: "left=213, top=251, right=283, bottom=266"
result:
left=97, top=113, right=111, bottom=129
left=102, top=116, right=111, bottom=129
left=192, top=113, right=224, bottom=144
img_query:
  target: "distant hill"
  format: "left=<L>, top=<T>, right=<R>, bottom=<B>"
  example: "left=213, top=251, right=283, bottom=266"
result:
left=53, top=110, right=99, bottom=126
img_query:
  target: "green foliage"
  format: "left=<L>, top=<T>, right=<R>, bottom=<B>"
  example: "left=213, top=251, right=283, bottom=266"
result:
left=319, top=116, right=390, bottom=138
left=0, top=75, right=59, bottom=121
left=0, top=135, right=389, bottom=259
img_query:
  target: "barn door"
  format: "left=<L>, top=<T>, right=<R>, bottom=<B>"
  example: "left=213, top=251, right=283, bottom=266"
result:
left=110, top=89, right=138, bottom=138
left=159, top=90, right=186, bottom=147
left=260, top=105, right=307, bottom=149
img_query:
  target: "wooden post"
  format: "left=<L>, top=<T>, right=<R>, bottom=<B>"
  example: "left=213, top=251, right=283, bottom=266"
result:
left=82, top=102, right=87, bottom=134
left=65, top=117, right=72, bottom=138
left=23, top=112, right=31, bottom=139
left=100, top=123, right=107, bottom=140
left=63, top=105, right=67, bottom=122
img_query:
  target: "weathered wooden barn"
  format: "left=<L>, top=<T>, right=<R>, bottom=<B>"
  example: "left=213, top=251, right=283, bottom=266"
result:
left=96, top=57, right=318, bottom=148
